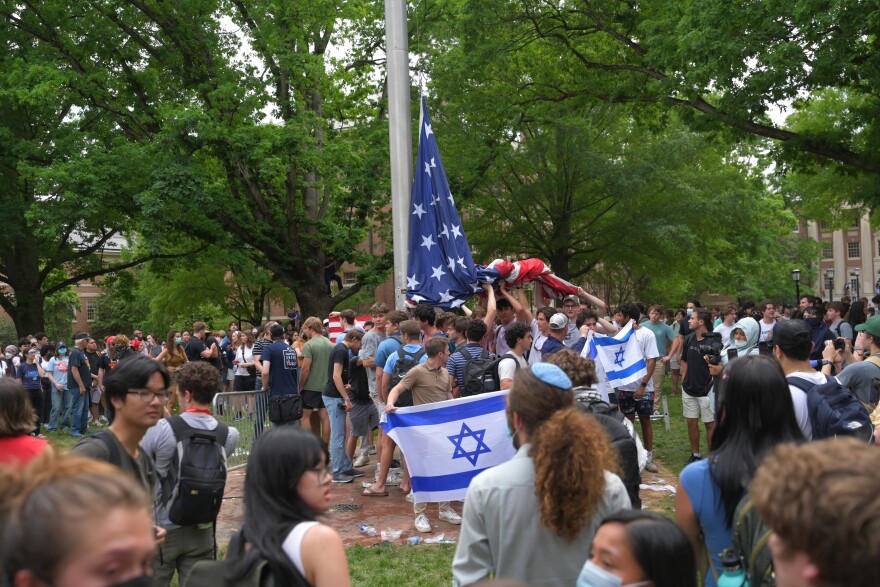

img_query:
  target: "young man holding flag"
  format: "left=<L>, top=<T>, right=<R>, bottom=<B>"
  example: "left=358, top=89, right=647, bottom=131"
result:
left=385, top=337, right=460, bottom=533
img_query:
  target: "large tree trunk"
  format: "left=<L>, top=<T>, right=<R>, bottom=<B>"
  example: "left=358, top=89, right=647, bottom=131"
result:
left=8, top=288, right=46, bottom=339
left=294, top=278, right=336, bottom=320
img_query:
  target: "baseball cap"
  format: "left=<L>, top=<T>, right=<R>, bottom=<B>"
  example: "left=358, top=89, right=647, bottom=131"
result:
left=106, top=336, right=115, bottom=344
left=26, top=348, right=38, bottom=355
left=772, top=319, right=812, bottom=351
left=562, top=295, right=580, bottom=305
left=55, top=342, right=67, bottom=350
left=549, top=313, right=569, bottom=330
left=855, top=315, right=880, bottom=338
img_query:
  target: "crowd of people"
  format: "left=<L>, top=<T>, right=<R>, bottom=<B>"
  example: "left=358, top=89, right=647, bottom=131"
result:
left=1, top=288, right=879, bottom=587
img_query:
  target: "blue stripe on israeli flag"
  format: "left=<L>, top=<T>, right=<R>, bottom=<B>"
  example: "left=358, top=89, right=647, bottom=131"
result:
left=381, top=390, right=516, bottom=503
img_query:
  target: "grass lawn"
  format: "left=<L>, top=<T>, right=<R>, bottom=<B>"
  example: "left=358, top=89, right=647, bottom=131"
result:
left=46, top=378, right=695, bottom=585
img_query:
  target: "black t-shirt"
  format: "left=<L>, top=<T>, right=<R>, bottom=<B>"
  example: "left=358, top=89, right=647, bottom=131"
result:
left=67, top=347, right=92, bottom=392
left=184, top=337, right=206, bottom=363
left=323, top=343, right=351, bottom=398
left=348, top=356, right=371, bottom=404
left=204, top=335, right=223, bottom=371
left=681, top=332, right=712, bottom=397
left=679, top=315, right=692, bottom=337
left=86, top=351, right=101, bottom=376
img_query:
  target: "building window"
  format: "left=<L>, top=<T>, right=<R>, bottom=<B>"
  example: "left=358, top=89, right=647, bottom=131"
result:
left=850, top=219, right=859, bottom=229
left=343, top=272, right=357, bottom=286
left=821, top=245, right=833, bottom=259
left=86, top=301, right=97, bottom=322
left=818, top=220, right=829, bottom=231
left=848, top=241, right=860, bottom=258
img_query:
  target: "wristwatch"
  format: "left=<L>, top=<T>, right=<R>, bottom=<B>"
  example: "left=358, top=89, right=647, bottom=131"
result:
left=821, top=359, right=833, bottom=366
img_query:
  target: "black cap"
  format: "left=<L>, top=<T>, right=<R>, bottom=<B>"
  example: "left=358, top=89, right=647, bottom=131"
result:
left=773, top=319, right=812, bottom=352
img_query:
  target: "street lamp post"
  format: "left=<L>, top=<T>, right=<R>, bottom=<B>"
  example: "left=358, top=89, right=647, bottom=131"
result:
left=853, top=267, right=861, bottom=299
left=826, top=268, right=835, bottom=302
left=791, top=269, right=801, bottom=306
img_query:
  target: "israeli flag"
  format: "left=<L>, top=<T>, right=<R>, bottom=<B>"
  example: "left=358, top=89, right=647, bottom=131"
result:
left=583, top=321, right=647, bottom=390
left=381, top=390, right=516, bottom=503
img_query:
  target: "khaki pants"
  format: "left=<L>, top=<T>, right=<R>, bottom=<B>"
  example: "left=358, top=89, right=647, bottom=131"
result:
left=652, top=367, right=666, bottom=413
left=153, top=524, right=214, bottom=587
left=414, top=500, right=452, bottom=515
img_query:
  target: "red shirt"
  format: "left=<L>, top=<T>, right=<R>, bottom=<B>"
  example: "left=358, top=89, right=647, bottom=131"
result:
left=0, top=435, right=48, bottom=465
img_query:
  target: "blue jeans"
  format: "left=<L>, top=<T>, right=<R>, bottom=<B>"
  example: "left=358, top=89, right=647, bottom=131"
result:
left=71, top=388, right=90, bottom=435
left=47, top=387, right=73, bottom=431
left=322, top=395, right=352, bottom=476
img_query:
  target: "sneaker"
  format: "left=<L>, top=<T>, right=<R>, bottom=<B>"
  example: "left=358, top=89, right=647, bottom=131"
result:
left=414, top=514, right=431, bottom=533
left=331, top=474, right=354, bottom=483
left=368, top=446, right=377, bottom=455
left=70, top=432, right=83, bottom=438
left=385, top=471, right=403, bottom=486
left=685, top=454, right=702, bottom=465
left=439, top=509, right=462, bottom=525
left=649, top=411, right=664, bottom=420
left=405, top=491, right=414, bottom=503
left=99, top=416, right=109, bottom=424
left=342, top=469, right=365, bottom=478
left=353, top=454, right=370, bottom=468
left=644, top=459, right=658, bottom=473
left=391, top=458, right=401, bottom=469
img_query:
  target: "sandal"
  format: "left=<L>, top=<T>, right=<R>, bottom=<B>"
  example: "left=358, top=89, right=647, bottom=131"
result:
left=362, top=487, right=388, bottom=497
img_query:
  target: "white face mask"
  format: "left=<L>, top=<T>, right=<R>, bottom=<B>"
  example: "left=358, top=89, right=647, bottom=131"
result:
left=4, top=352, right=12, bottom=360
left=577, top=560, right=652, bottom=587
left=734, top=337, right=749, bottom=350
left=686, top=308, right=694, bottom=316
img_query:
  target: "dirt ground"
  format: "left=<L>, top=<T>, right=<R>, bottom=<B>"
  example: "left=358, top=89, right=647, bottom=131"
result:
left=216, top=459, right=677, bottom=548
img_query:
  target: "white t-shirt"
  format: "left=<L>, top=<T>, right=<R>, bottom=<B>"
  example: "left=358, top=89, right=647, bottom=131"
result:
left=759, top=319, right=774, bottom=342
left=786, top=371, right=821, bottom=439
left=528, top=320, right=547, bottom=366
left=235, top=345, right=255, bottom=377
left=497, top=351, right=528, bottom=384
left=715, top=323, right=735, bottom=347
left=616, top=327, right=660, bottom=392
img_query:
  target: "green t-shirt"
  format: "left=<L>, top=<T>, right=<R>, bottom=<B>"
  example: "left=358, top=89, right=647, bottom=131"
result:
left=302, top=336, right=334, bottom=392
left=642, top=321, right=677, bottom=356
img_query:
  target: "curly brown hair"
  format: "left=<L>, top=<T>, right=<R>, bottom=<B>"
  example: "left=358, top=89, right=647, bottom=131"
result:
left=750, top=439, right=880, bottom=586
left=177, top=361, right=221, bottom=405
left=544, top=349, right=597, bottom=387
left=509, top=368, right=617, bottom=541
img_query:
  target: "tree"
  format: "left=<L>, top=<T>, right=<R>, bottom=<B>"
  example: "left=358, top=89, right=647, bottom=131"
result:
left=425, top=0, right=880, bottom=186
left=2, top=1, right=393, bottom=319
left=0, top=25, right=187, bottom=337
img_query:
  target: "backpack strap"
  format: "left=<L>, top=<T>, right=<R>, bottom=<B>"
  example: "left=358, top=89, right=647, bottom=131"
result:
left=459, top=347, right=472, bottom=361
left=94, top=429, right=125, bottom=468
left=787, top=374, right=834, bottom=393
left=863, top=356, right=880, bottom=370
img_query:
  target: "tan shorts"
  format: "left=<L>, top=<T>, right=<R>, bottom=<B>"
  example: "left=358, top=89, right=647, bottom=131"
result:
left=682, top=391, right=715, bottom=422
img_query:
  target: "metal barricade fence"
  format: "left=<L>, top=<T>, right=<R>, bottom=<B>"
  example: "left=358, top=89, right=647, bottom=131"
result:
left=213, top=390, right=272, bottom=470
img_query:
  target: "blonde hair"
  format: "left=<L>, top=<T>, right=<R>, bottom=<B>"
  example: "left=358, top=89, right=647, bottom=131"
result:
left=0, top=452, right=150, bottom=584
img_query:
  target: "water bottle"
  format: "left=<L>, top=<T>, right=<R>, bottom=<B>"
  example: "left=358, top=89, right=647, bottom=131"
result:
left=717, top=549, right=750, bottom=587
left=407, top=536, right=421, bottom=545
left=359, top=525, right=378, bottom=536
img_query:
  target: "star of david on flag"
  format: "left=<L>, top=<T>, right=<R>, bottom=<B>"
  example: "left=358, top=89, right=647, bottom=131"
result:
left=406, top=96, right=480, bottom=309
left=582, top=321, right=647, bottom=397
left=381, top=390, right=516, bottom=503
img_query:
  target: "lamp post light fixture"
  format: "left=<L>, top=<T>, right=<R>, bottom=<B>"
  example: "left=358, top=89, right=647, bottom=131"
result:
left=826, top=268, right=835, bottom=302
left=791, top=269, right=801, bottom=306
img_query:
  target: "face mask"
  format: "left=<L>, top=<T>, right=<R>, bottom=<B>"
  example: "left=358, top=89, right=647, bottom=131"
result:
left=58, top=348, right=67, bottom=356
left=576, top=560, right=652, bottom=587
left=686, top=308, right=694, bottom=316
left=804, top=317, right=821, bottom=328
left=175, top=337, right=182, bottom=344
left=4, top=352, right=11, bottom=359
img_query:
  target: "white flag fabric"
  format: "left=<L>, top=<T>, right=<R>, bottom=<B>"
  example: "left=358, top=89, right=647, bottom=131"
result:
left=381, top=390, right=516, bottom=503
left=582, top=321, right=647, bottom=389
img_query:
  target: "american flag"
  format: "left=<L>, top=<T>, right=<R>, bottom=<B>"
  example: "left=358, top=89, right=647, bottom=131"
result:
left=406, top=97, right=481, bottom=309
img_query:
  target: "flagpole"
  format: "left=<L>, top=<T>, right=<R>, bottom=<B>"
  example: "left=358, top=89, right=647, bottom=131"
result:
left=385, top=0, right=413, bottom=309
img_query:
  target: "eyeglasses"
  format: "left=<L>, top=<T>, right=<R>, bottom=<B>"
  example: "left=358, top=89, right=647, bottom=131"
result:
left=563, top=304, right=578, bottom=309
left=126, top=389, right=171, bottom=403
left=310, top=465, right=332, bottom=483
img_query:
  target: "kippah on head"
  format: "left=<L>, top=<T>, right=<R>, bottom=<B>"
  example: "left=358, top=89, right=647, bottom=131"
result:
left=531, top=363, right=572, bottom=390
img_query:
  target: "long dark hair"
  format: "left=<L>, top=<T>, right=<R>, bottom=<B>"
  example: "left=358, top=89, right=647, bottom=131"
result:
left=598, top=510, right=697, bottom=587
left=227, top=427, right=328, bottom=585
left=710, top=355, right=805, bottom=527
left=848, top=300, right=868, bottom=327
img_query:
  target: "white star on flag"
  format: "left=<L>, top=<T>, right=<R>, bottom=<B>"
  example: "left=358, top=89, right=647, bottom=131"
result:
left=425, top=122, right=433, bottom=137
left=412, top=203, right=426, bottom=219
left=450, top=298, right=466, bottom=308
left=407, top=274, right=420, bottom=289
left=447, top=256, right=456, bottom=271
left=451, top=225, right=462, bottom=239
left=457, top=256, right=467, bottom=270
left=410, top=294, right=426, bottom=303
left=431, top=265, right=447, bottom=281
left=448, top=194, right=455, bottom=205
left=424, top=161, right=432, bottom=176
left=440, top=224, right=450, bottom=239
left=439, top=290, right=454, bottom=303
left=421, top=235, right=436, bottom=250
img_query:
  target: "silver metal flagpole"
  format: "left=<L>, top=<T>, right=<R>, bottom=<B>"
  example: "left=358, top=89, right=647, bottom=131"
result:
left=385, top=0, right=413, bottom=309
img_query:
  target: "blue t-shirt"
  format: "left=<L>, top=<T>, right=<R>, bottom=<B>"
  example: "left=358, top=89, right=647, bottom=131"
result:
left=261, top=341, right=299, bottom=396
left=679, top=459, right=731, bottom=587
left=375, top=336, right=404, bottom=371
left=17, top=362, right=41, bottom=390
left=383, top=344, right=426, bottom=384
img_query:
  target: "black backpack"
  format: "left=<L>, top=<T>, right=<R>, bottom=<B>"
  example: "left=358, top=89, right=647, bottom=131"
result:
left=389, top=347, right=425, bottom=407
left=457, top=347, right=500, bottom=396
left=160, top=416, right=230, bottom=526
left=787, top=375, right=874, bottom=442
